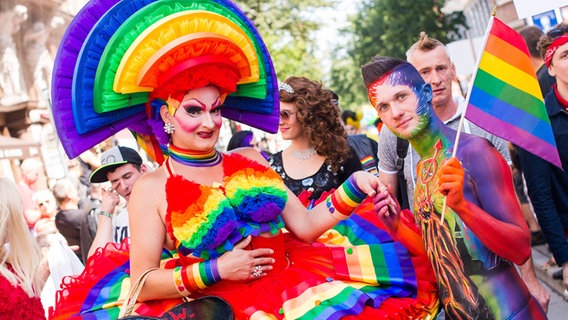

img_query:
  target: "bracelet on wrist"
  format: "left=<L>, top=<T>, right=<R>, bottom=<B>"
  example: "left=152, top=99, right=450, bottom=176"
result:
left=326, top=175, right=367, bottom=220
left=97, top=210, right=112, bottom=218
left=174, top=259, right=221, bottom=297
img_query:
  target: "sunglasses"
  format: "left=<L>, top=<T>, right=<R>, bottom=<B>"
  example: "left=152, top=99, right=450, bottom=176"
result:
left=279, top=110, right=296, bottom=120
left=547, top=25, right=568, bottom=39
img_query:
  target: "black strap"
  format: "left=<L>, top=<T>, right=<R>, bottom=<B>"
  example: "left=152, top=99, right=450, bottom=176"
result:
left=396, top=138, right=410, bottom=210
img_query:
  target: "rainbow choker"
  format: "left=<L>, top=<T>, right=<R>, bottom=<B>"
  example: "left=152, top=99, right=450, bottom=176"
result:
left=168, top=144, right=222, bottom=167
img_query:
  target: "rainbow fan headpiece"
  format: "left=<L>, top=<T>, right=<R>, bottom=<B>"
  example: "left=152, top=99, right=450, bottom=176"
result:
left=51, top=0, right=279, bottom=164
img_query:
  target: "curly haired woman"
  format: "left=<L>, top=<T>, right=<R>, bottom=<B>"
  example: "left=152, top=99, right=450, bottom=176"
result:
left=269, top=77, right=362, bottom=205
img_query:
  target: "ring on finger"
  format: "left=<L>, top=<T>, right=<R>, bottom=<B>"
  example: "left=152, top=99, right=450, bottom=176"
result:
left=252, top=265, right=262, bottom=278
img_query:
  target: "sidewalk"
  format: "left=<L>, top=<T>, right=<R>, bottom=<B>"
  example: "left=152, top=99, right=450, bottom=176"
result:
left=531, top=243, right=568, bottom=300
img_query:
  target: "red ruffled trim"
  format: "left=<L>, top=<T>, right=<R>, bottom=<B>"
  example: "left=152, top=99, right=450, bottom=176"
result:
left=50, top=240, right=131, bottom=320
left=0, top=273, right=45, bottom=319
left=165, top=175, right=204, bottom=241
left=223, top=153, right=270, bottom=176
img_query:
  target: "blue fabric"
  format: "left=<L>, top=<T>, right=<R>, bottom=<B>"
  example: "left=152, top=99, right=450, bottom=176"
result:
left=518, top=91, right=568, bottom=266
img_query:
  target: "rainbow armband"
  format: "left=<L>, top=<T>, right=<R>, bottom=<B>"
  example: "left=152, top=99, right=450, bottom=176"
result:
left=173, top=259, right=221, bottom=297
left=326, top=175, right=367, bottom=220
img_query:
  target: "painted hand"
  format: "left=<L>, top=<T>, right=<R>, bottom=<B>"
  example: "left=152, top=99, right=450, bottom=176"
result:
left=438, top=157, right=466, bottom=211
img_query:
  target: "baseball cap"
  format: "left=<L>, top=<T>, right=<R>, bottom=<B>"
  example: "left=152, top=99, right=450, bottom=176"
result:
left=89, top=146, right=143, bottom=183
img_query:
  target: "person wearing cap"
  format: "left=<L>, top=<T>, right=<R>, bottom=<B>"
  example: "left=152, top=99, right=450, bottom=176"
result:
left=86, top=146, right=148, bottom=258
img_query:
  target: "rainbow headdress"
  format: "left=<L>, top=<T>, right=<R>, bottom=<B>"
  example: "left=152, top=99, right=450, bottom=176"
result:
left=51, top=0, right=279, bottom=163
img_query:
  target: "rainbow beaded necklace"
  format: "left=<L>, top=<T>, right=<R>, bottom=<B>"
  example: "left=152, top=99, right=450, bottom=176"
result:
left=168, top=144, right=222, bottom=167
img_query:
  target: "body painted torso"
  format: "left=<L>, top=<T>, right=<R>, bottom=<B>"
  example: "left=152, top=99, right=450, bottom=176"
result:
left=414, top=140, right=497, bottom=319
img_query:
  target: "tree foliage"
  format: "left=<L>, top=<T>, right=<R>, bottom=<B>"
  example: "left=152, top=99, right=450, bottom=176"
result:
left=235, top=0, right=335, bottom=81
left=350, top=0, right=466, bottom=64
left=330, top=0, right=466, bottom=109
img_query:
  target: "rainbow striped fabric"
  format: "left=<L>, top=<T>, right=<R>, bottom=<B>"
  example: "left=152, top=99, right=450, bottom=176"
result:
left=465, top=17, right=561, bottom=168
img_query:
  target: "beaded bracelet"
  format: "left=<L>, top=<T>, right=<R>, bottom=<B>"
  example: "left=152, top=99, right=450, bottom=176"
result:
left=326, top=175, right=367, bottom=220
left=173, top=259, right=221, bottom=296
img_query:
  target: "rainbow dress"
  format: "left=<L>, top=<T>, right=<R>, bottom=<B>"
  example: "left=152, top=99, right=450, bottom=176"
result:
left=49, top=153, right=438, bottom=319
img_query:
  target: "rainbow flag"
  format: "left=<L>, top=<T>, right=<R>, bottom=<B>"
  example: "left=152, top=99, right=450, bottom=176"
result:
left=464, top=17, right=561, bottom=168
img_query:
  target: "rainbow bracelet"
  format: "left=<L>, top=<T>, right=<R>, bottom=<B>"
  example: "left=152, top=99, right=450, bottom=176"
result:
left=175, top=259, right=221, bottom=296
left=326, top=175, right=367, bottom=220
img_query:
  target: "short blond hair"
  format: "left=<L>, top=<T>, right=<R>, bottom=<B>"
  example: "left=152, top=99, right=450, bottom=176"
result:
left=406, top=32, right=450, bottom=61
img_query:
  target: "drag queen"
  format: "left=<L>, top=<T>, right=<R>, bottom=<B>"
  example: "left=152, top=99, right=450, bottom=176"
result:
left=48, top=1, right=438, bottom=319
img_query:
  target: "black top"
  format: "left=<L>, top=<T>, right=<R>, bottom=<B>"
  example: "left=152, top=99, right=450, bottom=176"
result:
left=347, top=134, right=379, bottom=175
left=518, top=91, right=568, bottom=266
left=269, top=149, right=362, bottom=202
left=55, top=208, right=87, bottom=263
left=537, top=63, right=556, bottom=98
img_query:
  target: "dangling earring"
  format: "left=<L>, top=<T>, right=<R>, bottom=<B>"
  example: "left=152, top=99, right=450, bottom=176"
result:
left=164, top=122, right=175, bottom=134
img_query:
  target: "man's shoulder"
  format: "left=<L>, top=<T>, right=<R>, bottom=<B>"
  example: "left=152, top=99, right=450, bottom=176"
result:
left=377, top=126, right=397, bottom=148
left=348, top=134, right=378, bottom=148
left=377, top=127, right=406, bottom=172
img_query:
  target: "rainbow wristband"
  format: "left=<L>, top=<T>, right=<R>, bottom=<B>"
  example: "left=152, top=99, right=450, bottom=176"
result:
left=326, top=175, right=367, bottom=220
left=179, top=259, right=221, bottom=293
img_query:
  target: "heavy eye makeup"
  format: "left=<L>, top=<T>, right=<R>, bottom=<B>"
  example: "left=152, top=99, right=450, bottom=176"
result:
left=210, top=104, right=224, bottom=116
left=182, top=103, right=223, bottom=117
left=183, top=105, right=203, bottom=116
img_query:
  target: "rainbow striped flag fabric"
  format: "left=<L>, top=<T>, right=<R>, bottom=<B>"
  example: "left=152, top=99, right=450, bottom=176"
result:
left=465, top=17, right=561, bottom=168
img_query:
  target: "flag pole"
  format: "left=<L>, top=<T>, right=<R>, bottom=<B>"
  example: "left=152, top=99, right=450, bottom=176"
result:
left=440, top=8, right=497, bottom=225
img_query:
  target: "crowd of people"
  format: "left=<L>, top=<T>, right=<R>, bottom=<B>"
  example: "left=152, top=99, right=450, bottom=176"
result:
left=1, top=1, right=567, bottom=319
